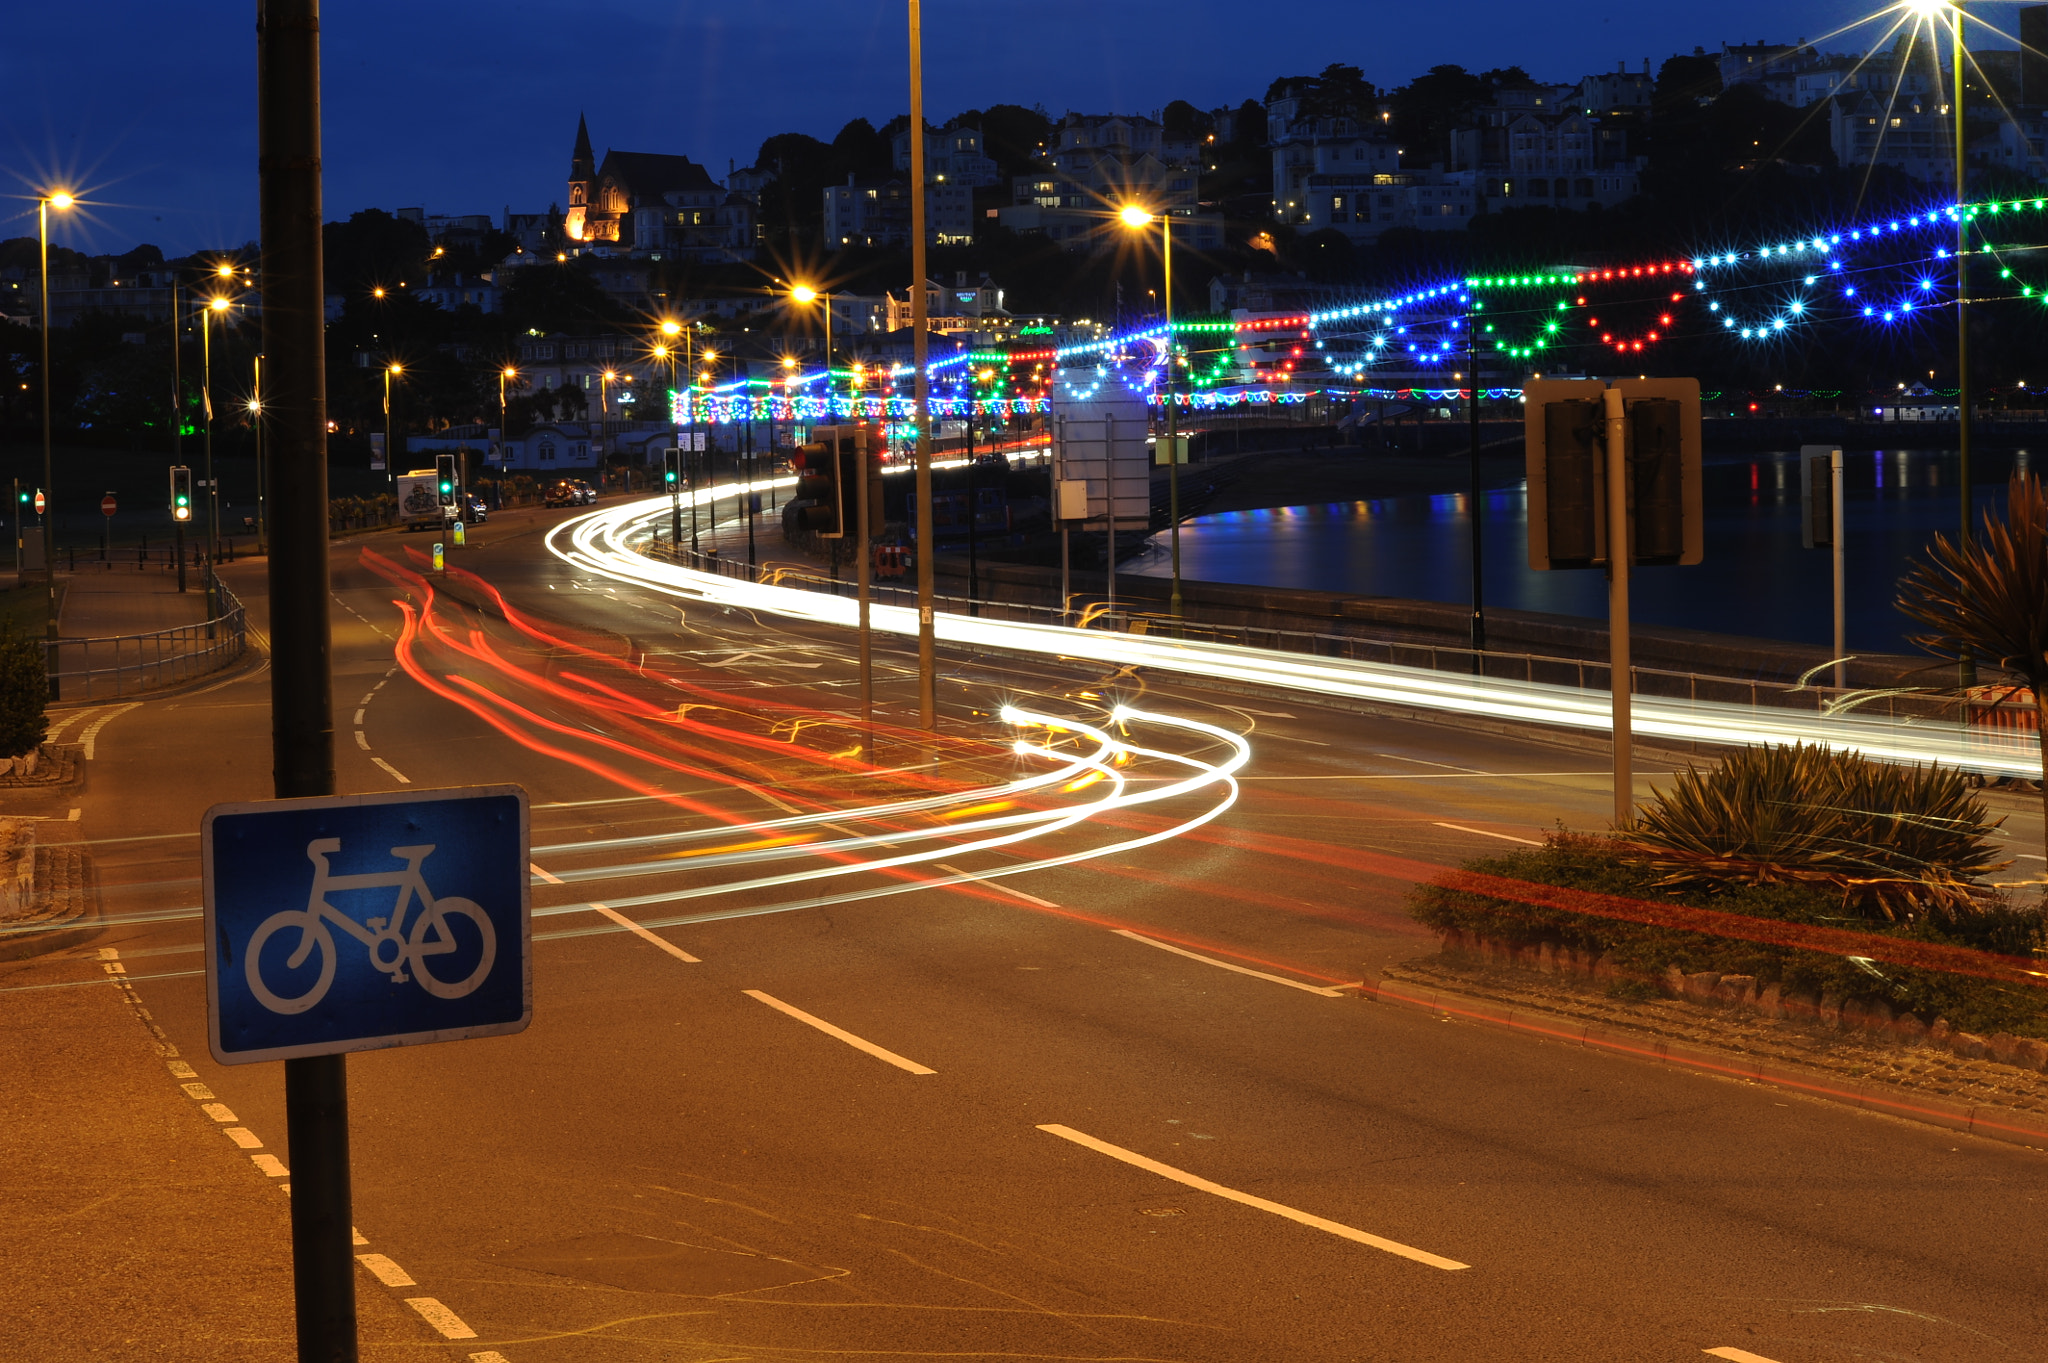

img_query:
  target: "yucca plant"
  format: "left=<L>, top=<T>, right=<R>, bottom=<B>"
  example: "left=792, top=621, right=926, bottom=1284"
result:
left=1619, top=743, right=2006, bottom=925
left=1898, top=471, right=2048, bottom=859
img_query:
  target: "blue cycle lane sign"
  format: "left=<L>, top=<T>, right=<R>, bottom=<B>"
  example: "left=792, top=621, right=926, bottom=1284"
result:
left=203, top=785, right=531, bottom=1065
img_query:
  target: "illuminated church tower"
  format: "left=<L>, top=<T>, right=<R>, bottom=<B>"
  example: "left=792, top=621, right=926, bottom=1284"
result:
left=565, top=113, right=595, bottom=241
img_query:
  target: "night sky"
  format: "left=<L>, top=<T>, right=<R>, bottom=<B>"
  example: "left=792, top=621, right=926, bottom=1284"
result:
left=0, top=1, right=2007, bottom=256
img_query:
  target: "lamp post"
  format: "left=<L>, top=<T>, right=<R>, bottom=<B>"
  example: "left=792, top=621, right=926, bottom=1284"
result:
left=383, top=363, right=403, bottom=494
left=36, top=190, right=74, bottom=648
left=202, top=295, right=233, bottom=617
left=791, top=285, right=833, bottom=421
left=696, top=350, right=718, bottom=550
left=250, top=354, right=266, bottom=556
left=1119, top=203, right=1181, bottom=616
left=498, top=366, right=517, bottom=509
left=908, top=0, right=936, bottom=730
left=1949, top=0, right=1978, bottom=687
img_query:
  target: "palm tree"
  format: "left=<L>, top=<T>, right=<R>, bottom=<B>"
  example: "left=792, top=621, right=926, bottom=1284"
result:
left=1897, top=472, right=2048, bottom=855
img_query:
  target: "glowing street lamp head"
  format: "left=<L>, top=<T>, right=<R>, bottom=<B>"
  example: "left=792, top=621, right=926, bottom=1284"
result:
left=701, top=349, right=718, bottom=364
left=1118, top=204, right=1154, bottom=228
left=207, top=296, right=231, bottom=313
left=790, top=284, right=819, bottom=305
left=46, top=191, right=74, bottom=211
left=1904, top=0, right=1949, bottom=16
left=371, top=286, right=386, bottom=299
left=781, top=355, right=797, bottom=369
left=388, top=363, right=403, bottom=376
left=502, top=366, right=517, bottom=379
left=215, top=261, right=235, bottom=278
left=602, top=370, right=617, bottom=382
left=659, top=319, right=682, bottom=337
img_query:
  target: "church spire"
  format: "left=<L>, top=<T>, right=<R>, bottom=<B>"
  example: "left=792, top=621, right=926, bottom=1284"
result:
left=571, top=113, right=595, bottom=182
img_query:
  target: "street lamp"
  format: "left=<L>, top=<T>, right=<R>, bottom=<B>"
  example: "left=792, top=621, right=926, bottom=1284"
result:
left=1118, top=202, right=1183, bottom=617
left=498, top=365, right=518, bottom=508
left=384, top=363, right=403, bottom=489
left=250, top=353, right=265, bottom=555
left=201, top=295, right=233, bottom=614
left=791, top=284, right=833, bottom=419
left=36, top=189, right=75, bottom=649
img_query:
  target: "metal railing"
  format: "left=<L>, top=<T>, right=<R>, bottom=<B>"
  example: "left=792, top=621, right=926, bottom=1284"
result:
left=638, top=537, right=2026, bottom=732
left=45, top=585, right=247, bottom=700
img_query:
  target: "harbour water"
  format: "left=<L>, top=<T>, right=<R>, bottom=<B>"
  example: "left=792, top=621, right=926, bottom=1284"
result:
left=1132, top=448, right=2036, bottom=656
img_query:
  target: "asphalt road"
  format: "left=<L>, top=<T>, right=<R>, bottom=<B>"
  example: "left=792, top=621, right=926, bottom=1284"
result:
left=7, top=497, right=2046, bottom=1363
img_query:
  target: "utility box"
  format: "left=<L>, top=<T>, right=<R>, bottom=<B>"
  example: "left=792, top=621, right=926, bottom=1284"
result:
left=1055, top=480, right=1090, bottom=520
left=1800, top=445, right=1842, bottom=549
left=1154, top=434, right=1189, bottom=465
left=1049, top=372, right=1150, bottom=531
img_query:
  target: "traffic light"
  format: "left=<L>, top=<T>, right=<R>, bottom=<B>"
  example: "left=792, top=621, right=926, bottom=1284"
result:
left=662, top=446, right=683, bottom=492
left=435, top=452, right=458, bottom=507
left=791, top=441, right=842, bottom=535
left=1524, top=377, right=1701, bottom=570
left=791, top=427, right=883, bottom=539
left=170, top=466, right=193, bottom=522
left=1800, top=445, right=1841, bottom=549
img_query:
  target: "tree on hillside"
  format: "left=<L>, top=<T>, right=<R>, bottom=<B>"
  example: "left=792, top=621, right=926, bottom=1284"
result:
left=1898, top=473, right=2048, bottom=858
left=500, top=256, right=627, bottom=335
left=1161, top=100, right=1213, bottom=137
left=971, top=104, right=1054, bottom=178
left=1388, top=65, right=1535, bottom=165
left=831, top=118, right=893, bottom=180
left=1266, top=64, right=1379, bottom=125
left=323, top=210, right=433, bottom=303
left=754, top=131, right=838, bottom=247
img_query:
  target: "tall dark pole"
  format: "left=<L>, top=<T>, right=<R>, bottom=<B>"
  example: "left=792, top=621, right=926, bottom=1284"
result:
left=172, top=282, right=187, bottom=592
left=1953, top=1, right=1976, bottom=688
left=259, top=4, right=353, bottom=1361
left=38, top=197, right=63, bottom=659
left=909, top=0, right=936, bottom=730
left=965, top=394, right=978, bottom=613
left=1467, top=294, right=1485, bottom=660
left=1162, top=214, right=1181, bottom=617
left=201, top=306, right=220, bottom=621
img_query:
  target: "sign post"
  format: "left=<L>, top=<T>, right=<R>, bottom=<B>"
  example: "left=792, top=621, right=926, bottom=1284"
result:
left=101, top=492, right=116, bottom=559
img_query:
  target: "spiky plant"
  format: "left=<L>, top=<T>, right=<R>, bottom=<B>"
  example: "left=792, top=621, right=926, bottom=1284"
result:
left=1619, top=743, right=2006, bottom=925
left=1898, top=471, right=2048, bottom=857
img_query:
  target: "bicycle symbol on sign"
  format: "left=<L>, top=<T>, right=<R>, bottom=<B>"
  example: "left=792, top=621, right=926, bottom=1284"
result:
left=245, top=838, right=496, bottom=1015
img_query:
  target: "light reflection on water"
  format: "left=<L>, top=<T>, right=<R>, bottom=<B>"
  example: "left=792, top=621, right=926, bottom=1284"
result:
left=1133, top=449, right=2033, bottom=654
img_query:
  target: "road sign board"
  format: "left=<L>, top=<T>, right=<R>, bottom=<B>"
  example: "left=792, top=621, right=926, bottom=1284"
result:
left=33, top=491, right=45, bottom=515
left=100, top=494, right=117, bottom=516
left=203, top=785, right=530, bottom=1065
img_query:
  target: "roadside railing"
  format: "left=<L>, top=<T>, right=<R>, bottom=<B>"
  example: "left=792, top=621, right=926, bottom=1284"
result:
left=45, top=585, right=247, bottom=701
left=637, top=539, right=2023, bottom=733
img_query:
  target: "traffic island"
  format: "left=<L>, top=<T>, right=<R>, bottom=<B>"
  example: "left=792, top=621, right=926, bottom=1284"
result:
left=0, top=815, right=97, bottom=963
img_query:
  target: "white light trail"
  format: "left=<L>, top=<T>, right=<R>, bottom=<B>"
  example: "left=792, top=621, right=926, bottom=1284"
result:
left=550, top=498, right=2043, bottom=779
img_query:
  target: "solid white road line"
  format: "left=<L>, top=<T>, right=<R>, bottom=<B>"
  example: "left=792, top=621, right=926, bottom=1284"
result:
left=370, top=757, right=411, bottom=784
left=404, top=1298, right=478, bottom=1340
left=355, top=1253, right=416, bottom=1288
left=742, top=989, right=936, bottom=1075
left=529, top=863, right=700, bottom=962
left=933, top=861, right=1060, bottom=908
left=1703, top=1350, right=1786, bottom=1363
left=1036, top=1124, right=1469, bottom=1271
left=1112, top=929, right=1350, bottom=997
left=1432, top=821, right=1541, bottom=846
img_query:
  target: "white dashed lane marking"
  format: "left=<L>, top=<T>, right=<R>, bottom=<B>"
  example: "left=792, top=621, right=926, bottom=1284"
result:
left=109, top=949, right=498, bottom=1354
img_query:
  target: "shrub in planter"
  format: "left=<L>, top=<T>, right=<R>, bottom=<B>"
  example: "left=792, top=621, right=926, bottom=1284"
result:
left=1619, top=743, right=2006, bottom=927
left=0, top=634, right=48, bottom=760
left=1407, top=832, right=2048, bottom=1042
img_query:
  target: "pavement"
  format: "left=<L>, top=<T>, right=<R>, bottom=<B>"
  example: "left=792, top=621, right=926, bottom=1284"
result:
left=2, top=495, right=2045, bottom=1362
left=56, top=565, right=212, bottom=638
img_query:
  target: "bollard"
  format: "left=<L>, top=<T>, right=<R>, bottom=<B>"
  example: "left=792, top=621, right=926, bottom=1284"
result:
left=451, top=520, right=466, bottom=548
left=432, top=542, right=444, bottom=572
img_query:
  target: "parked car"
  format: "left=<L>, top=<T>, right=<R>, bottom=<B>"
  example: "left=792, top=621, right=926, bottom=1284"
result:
left=461, top=494, right=488, bottom=524
left=544, top=479, right=597, bottom=508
